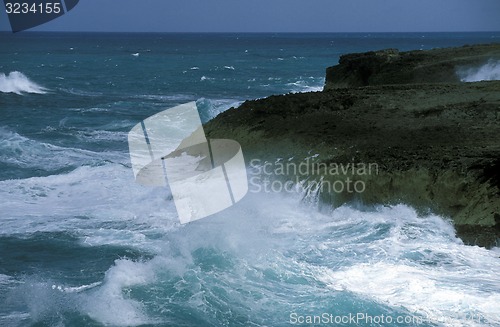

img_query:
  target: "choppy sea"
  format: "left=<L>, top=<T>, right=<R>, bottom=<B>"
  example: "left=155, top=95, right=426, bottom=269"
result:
left=1, top=32, right=500, bottom=327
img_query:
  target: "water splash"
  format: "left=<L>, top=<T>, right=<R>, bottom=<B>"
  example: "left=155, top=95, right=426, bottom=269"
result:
left=458, top=60, right=500, bottom=82
left=0, top=71, right=48, bottom=95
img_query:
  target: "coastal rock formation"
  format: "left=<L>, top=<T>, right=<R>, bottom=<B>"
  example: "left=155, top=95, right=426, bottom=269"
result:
left=325, top=44, right=500, bottom=89
left=205, top=44, right=500, bottom=247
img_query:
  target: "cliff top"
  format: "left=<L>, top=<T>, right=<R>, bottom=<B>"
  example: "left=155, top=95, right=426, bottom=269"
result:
left=325, top=43, right=500, bottom=89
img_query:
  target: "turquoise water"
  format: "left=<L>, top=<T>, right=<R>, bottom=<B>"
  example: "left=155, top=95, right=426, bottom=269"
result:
left=1, top=32, right=500, bottom=327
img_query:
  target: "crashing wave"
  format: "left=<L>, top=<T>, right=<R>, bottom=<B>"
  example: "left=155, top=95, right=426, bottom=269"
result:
left=0, top=71, right=48, bottom=95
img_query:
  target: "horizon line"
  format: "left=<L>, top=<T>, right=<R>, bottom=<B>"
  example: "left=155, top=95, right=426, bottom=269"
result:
left=1, top=30, right=500, bottom=34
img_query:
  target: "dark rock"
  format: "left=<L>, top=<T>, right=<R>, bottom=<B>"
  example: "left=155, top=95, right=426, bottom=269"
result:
left=325, top=43, right=500, bottom=90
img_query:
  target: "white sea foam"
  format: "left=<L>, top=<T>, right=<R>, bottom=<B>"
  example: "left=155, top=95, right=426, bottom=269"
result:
left=318, top=261, right=500, bottom=326
left=287, top=77, right=325, bottom=93
left=0, top=312, right=30, bottom=323
left=20, top=278, right=152, bottom=327
left=3, top=168, right=500, bottom=326
left=59, top=87, right=103, bottom=97
left=51, top=282, right=101, bottom=293
left=309, top=205, right=500, bottom=327
left=458, top=60, right=500, bottom=82
left=196, top=97, right=242, bottom=122
left=75, top=129, right=129, bottom=142
left=80, top=259, right=157, bottom=326
left=200, top=75, right=214, bottom=81
left=0, top=274, right=12, bottom=285
left=0, top=71, right=48, bottom=95
left=1, top=112, right=498, bottom=327
left=0, top=127, right=125, bottom=171
left=71, top=195, right=500, bottom=326
left=0, top=164, right=177, bottom=237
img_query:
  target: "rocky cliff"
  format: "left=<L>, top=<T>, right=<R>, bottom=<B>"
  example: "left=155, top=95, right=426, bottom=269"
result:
left=325, top=43, right=500, bottom=89
left=204, top=44, right=500, bottom=247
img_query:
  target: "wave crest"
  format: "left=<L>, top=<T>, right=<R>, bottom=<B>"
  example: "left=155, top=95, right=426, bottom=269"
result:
left=0, top=71, right=48, bottom=95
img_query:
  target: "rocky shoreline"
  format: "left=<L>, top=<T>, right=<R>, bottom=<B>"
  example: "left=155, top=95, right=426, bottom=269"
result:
left=205, top=44, right=500, bottom=247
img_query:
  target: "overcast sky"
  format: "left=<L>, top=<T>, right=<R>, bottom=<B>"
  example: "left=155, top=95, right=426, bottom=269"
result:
left=1, top=0, right=500, bottom=33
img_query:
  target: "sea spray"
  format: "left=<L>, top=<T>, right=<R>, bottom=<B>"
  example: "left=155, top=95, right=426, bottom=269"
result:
left=0, top=71, right=48, bottom=95
left=458, top=60, right=500, bottom=82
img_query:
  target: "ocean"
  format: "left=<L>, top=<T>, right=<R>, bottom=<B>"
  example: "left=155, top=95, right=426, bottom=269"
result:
left=1, top=32, right=500, bottom=327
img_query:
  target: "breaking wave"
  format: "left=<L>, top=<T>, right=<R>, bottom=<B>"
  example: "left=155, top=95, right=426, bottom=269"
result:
left=0, top=71, right=48, bottom=95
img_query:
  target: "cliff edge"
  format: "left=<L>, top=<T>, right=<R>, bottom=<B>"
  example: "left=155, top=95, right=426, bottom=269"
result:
left=325, top=43, right=500, bottom=89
